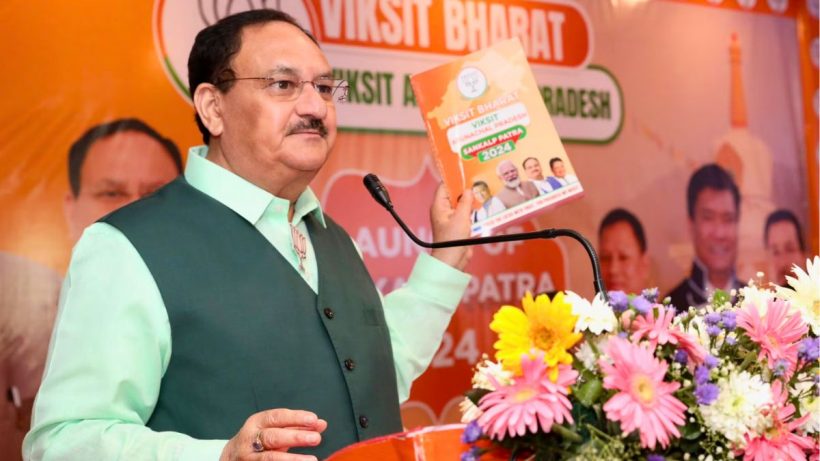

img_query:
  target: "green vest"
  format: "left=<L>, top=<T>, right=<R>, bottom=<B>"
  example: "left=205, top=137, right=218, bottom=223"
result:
left=102, top=178, right=402, bottom=458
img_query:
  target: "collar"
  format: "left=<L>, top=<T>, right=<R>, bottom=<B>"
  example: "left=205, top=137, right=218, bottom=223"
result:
left=689, top=258, right=740, bottom=293
left=184, top=145, right=326, bottom=228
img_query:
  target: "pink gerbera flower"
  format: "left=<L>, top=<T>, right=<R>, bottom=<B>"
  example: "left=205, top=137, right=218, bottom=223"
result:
left=669, top=328, right=707, bottom=365
left=630, top=306, right=707, bottom=366
left=630, top=306, right=676, bottom=349
left=477, top=352, right=578, bottom=441
left=599, top=336, right=687, bottom=450
left=741, top=380, right=814, bottom=461
left=737, top=298, right=808, bottom=376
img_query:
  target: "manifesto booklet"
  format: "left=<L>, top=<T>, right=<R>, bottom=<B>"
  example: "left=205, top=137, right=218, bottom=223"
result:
left=411, top=38, right=584, bottom=236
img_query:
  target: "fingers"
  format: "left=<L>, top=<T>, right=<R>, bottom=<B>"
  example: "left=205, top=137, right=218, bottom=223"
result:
left=453, top=187, right=474, bottom=217
left=257, top=427, right=321, bottom=451
left=258, top=409, right=322, bottom=430
left=430, top=183, right=474, bottom=270
left=258, top=452, right=319, bottom=461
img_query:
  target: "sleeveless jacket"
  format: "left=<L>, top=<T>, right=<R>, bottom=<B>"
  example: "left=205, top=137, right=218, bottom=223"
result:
left=102, top=178, right=402, bottom=458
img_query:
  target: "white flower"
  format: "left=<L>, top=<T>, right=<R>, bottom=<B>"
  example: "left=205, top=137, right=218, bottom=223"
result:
left=565, top=291, right=617, bottom=334
left=800, top=394, right=820, bottom=433
left=459, top=397, right=482, bottom=423
left=462, top=359, right=513, bottom=423
left=471, top=358, right=512, bottom=390
left=699, top=371, right=772, bottom=446
left=776, top=256, right=820, bottom=335
left=738, top=284, right=776, bottom=316
left=792, top=379, right=820, bottom=433
left=682, top=316, right=711, bottom=350
left=574, top=341, right=598, bottom=370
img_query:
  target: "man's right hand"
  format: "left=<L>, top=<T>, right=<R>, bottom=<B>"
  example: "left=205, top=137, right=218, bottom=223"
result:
left=219, top=409, right=328, bottom=461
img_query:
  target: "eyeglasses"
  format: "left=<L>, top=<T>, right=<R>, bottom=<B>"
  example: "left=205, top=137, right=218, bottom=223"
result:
left=217, top=77, right=348, bottom=103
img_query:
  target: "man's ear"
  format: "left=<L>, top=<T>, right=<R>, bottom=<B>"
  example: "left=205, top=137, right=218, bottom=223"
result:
left=194, top=83, right=224, bottom=138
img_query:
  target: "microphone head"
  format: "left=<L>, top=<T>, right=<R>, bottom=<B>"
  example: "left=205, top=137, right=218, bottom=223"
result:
left=363, top=173, right=393, bottom=209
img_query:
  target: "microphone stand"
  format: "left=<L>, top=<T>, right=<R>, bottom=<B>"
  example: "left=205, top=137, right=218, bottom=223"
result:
left=363, top=174, right=608, bottom=301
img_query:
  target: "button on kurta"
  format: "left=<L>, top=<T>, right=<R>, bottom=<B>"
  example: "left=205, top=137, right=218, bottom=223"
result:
left=323, top=307, right=334, bottom=319
left=359, top=415, right=369, bottom=428
left=344, top=358, right=355, bottom=371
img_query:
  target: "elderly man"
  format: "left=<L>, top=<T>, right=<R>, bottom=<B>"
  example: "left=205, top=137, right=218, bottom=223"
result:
left=0, top=119, right=181, bottom=461
left=25, top=9, right=472, bottom=461
left=484, top=159, right=540, bottom=216
left=522, top=157, right=560, bottom=195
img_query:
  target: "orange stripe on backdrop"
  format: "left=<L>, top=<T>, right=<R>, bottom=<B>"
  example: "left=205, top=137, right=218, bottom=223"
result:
left=795, top=2, right=819, bottom=254
left=0, top=2, right=202, bottom=272
left=664, top=0, right=798, bottom=17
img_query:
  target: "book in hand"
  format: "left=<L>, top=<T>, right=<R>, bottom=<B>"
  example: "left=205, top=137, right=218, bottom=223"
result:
left=411, top=38, right=584, bottom=236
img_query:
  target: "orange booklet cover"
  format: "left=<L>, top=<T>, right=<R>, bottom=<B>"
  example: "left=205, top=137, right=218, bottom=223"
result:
left=411, top=38, right=584, bottom=236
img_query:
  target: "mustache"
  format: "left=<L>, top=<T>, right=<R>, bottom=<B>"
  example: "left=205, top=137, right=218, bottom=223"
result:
left=287, top=118, right=328, bottom=137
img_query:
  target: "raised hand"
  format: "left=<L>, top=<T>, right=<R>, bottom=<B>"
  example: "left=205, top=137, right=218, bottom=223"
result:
left=429, top=183, right=474, bottom=271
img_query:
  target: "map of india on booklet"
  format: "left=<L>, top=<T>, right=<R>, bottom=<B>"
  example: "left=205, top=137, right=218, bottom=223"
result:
left=411, top=38, right=584, bottom=236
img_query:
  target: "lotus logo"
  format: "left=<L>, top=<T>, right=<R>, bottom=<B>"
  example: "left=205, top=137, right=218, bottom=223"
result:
left=152, top=0, right=314, bottom=101
left=194, top=0, right=281, bottom=25
left=456, top=67, right=487, bottom=100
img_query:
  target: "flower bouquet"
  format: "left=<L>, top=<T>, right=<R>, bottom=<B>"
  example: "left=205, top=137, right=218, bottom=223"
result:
left=459, top=257, right=820, bottom=460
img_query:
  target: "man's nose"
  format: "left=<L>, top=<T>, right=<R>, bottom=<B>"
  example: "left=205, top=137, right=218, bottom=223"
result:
left=294, top=82, right=329, bottom=118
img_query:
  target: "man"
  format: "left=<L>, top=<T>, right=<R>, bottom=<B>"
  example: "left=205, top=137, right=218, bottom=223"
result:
left=0, top=119, right=181, bottom=461
left=64, top=118, right=183, bottom=242
left=25, top=9, right=472, bottom=461
left=598, top=208, right=650, bottom=295
left=666, top=164, right=742, bottom=311
left=764, top=209, right=806, bottom=286
left=470, top=181, right=493, bottom=223
left=522, top=157, right=560, bottom=194
left=484, top=160, right=539, bottom=216
left=470, top=181, right=504, bottom=223
left=548, top=157, right=578, bottom=186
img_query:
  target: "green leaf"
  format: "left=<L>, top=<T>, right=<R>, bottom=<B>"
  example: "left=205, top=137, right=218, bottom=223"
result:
left=575, top=378, right=603, bottom=407
left=712, top=289, right=730, bottom=307
left=551, top=424, right=583, bottom=443
left=682, top=421, right=702, bottom=440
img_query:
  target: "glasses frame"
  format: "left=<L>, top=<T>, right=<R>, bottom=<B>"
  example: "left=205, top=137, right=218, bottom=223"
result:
left=215, top=77, right=349, bottom=103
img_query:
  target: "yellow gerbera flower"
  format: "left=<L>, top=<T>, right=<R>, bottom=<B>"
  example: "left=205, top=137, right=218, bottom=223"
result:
left=490, top=291, right=583, bottom=380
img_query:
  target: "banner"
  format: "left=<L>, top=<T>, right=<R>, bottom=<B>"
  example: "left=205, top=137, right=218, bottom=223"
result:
left=1, top=0, right=816, bottom=457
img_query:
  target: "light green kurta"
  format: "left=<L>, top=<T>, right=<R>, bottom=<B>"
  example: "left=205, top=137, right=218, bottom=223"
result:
left=24, top=147, right=470, bottom=461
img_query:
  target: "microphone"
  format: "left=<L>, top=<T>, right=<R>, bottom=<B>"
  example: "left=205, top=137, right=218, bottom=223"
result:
left=363, top=173, right=608, bottom=300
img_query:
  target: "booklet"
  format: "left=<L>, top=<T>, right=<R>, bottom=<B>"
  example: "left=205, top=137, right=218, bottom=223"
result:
left=411, top=38, right=584, bottom=236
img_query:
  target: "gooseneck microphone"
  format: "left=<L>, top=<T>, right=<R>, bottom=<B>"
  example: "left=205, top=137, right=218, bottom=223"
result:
left=363, top=173, right=608, bottom=300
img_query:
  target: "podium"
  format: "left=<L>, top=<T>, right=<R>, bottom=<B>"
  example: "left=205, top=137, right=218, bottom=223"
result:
left=326, top=424, right=499, bottom=460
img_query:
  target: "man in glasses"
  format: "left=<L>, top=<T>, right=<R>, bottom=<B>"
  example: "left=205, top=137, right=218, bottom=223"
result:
left=25, top=8, right=473, bottom=461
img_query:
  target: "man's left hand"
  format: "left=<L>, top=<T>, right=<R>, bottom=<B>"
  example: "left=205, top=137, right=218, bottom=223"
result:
left=430, top=183, right=473, bottom=271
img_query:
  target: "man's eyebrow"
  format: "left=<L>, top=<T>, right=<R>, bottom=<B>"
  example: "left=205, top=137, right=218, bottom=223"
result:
left=263, top=66, right=333, bottom=80
left=90, top=179, right=126, bottom=190
left=262, top=65, right=298, bottom=77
